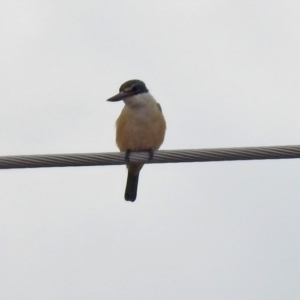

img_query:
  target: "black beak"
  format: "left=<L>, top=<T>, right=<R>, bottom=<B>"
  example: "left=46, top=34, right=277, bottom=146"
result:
left=107, top=91, right=130, bottom=102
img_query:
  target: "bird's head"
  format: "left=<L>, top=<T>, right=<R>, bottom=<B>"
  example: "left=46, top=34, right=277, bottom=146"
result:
left=107, top=80, right=149, bottom=103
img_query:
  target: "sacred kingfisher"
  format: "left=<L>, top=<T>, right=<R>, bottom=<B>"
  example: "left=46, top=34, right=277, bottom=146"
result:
left=107, top=79, right=166, bottom=202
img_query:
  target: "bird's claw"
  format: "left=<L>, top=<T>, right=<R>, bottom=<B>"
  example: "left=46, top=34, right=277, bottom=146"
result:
left=148, top=149, right=154, bottom=160
left=125, top=150, right=131, bottom=162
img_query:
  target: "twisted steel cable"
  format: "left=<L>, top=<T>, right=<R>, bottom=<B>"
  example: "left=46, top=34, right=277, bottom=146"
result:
left=1, top=145, right=300, bottom=170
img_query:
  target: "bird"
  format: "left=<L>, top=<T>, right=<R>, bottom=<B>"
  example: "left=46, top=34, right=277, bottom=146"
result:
left=107, top=79, right=166, bottom=202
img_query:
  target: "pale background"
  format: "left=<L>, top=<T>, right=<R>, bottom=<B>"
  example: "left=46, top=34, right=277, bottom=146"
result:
left=1, top=1, right=300, bottom=299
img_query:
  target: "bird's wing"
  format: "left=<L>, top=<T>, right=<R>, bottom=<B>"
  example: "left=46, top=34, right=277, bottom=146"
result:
left=157, top=103, right=163, bottom=112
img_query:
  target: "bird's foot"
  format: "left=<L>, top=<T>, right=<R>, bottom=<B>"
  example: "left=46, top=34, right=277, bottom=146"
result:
left=125, top=150, right=131, bottom=162
left=147, top=149, right=154, bottom=160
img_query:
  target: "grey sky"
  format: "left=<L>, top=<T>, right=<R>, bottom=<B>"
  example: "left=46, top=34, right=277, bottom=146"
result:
left=1, top=1, right=300, bottom=299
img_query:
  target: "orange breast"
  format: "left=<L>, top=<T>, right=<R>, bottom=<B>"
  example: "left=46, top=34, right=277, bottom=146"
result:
left=116, top=106, right=166, bottom=152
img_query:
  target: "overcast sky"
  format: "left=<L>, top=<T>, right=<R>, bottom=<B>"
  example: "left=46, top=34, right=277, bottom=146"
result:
left=1, top=1, right=300, bottom=299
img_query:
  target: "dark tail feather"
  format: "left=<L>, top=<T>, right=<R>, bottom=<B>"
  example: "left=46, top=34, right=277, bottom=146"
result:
left=125, top=171, right=140, bottom=202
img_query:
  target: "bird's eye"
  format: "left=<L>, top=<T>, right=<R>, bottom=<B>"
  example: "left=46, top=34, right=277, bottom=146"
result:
left=131, top=85, right=138, bottom=92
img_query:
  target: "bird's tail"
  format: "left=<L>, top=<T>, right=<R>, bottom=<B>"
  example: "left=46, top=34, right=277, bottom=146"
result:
left=125, top=171, right=140, bottom=202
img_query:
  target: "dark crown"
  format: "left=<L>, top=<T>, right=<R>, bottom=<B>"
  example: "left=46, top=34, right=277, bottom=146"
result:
left=119, top=79, right=149, bottom=95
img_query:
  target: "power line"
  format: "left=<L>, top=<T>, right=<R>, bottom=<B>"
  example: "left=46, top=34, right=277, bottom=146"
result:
left=1, top=145, right=300, bottom=170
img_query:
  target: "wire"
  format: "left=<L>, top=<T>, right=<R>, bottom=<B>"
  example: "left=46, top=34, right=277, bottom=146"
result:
left=1, top=145, right=300, bottom=170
